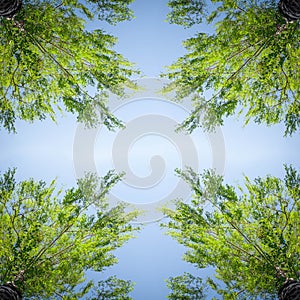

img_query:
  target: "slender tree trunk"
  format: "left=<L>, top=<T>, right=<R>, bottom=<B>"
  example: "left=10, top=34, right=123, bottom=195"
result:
left=278, top=280, right=300, bottom=300
left=0, top=0, right=22, bottom=18
left=278, top=0, right=300, bottom=21
left=0, top=283, right=22, bottom=300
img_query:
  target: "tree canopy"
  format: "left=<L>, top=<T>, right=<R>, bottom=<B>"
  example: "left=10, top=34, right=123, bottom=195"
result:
left=164, top=0, right=300, bottom=135
left=163, top=166, right=300, bottom=299
left=0, top=168, right=138, bottom=299
left=0, top=0, right=137, bottom=133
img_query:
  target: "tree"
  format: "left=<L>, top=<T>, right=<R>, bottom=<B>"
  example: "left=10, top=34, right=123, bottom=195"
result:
left=0, top=0, right=137, bottom=133
left=166, top=272, right=206, bottom=300
left=0, top=168, right=138, bottom=299
left=164, top=0, right=300, bottom=135
left=166, top=0, right=300, bottom=26
left=163, top=166, right=300, bottom=299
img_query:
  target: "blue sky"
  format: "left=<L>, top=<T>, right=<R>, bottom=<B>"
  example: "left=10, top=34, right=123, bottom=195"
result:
left=1, top=0, right=300, bottom=299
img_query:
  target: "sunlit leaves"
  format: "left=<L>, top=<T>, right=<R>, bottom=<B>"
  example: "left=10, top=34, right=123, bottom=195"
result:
left=164, top=0, right=300, bottom=135
left=0, top=169, right=138, bottom=298
left=0, top=0, right=137, bottom=132
left=164, top=166, right=300, bottom=298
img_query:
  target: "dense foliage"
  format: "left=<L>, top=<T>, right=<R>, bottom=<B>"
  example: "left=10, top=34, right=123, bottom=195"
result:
left=164, top=0, right=300, bottom=135
left=0, top=169, right=138, bottom=299
left=164, top=166, right=300, bottom=299
left=0, top=0, right=137, bottom=133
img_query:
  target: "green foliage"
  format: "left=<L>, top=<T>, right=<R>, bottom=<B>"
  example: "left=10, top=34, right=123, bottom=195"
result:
left=164, top=0, right=300, bottom=135
left=0, top=0, right=137, bottom=133
left=166, top=272, right=206, bottom=299
left=163, top=166, right=300, bottom=299
left=82, top=0, right=135, bottom=25
left=167, top=0, right=206, bottom=28
left=0, top=169, right=138, bottom=299
left=88, top=276, right=134, bottom=300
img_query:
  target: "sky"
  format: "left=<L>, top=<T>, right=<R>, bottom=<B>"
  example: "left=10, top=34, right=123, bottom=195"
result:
left=1, top=0, right=300, bottom=299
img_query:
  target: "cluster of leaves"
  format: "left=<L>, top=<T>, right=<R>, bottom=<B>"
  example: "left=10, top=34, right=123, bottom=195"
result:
left=0, top=0, right=137, bottom=133
left=0, top=168, right=138, bottom=299
left=167, top=0, right=206, bottom=28
left=83, top=0, right=134, bottom=25
left=166, top=272, right=206, bottom=299
left=88, top=276, right=134, bottom=300
left=163, top=166, right=300, bottom=299
left=164, top=0, right=300, bottom=135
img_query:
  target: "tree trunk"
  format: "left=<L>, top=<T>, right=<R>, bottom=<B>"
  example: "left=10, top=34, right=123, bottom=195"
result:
left=278, top=280, right=300, bottom=300
left=278, top=0, right=300, bottom=21
left=0, top=283, right=22, bottom=300
left=0, top=0, right=22, bottom=18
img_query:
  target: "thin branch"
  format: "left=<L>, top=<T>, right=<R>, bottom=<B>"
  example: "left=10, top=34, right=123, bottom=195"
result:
left=54, top=291, right=64, bottom=298
left=206, top=229, right=261, bottom=263
left=226, top=218, right=274, bottom=268
left=26, top=223, right=73, bottom=271
left=29, top=33, right=73, bottom=78
left=281, top=200, right=296, bottom=236
left=280, top=65, right=289, bottom=100
left=36, top=35, right=94, bottom=68
left=236, top=5, right=246, bottom=13
left=35, top=243, right=75, bottom=267
left=36, top=232, right=95, bottom=267
left=54, top=2, right=64, bottom=10
left=223, top=238, right=263, bottom=263
left=4, top=206, right=19, bottom=240
left=226, top=39, right=264, bottom=61
left=225, top=39, right=269, bottom=83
